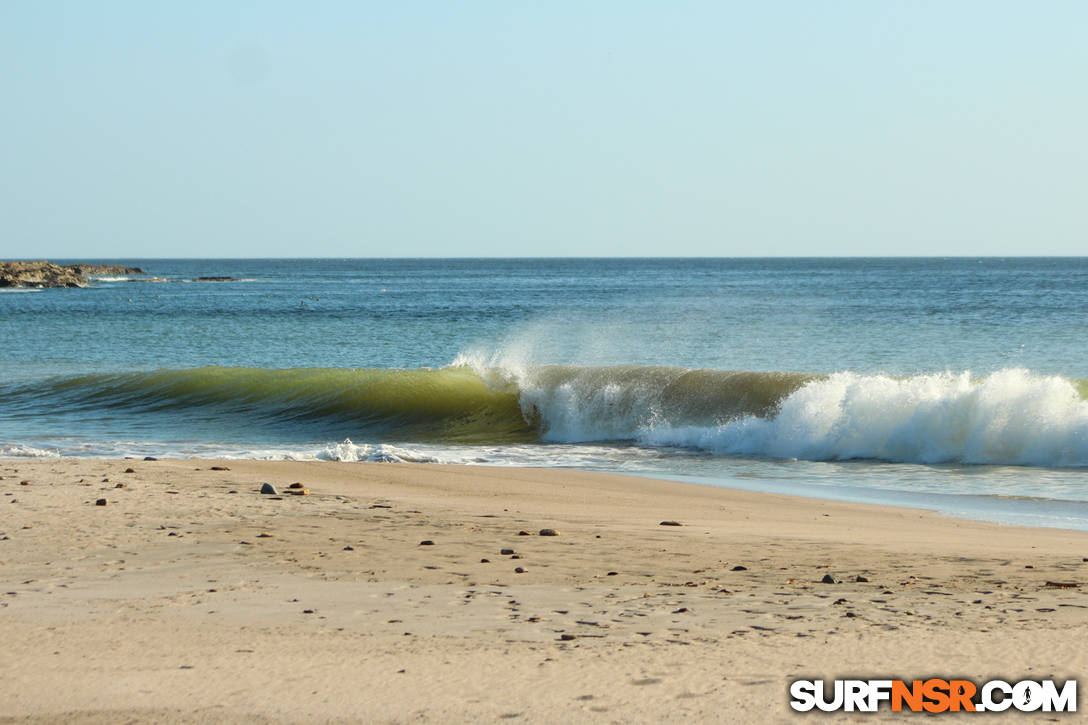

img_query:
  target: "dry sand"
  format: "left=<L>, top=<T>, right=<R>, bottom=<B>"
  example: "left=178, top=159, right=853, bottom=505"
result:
left=1, top=459, right=1086, bottom=723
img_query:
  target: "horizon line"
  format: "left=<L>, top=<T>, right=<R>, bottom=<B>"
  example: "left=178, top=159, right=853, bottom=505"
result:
left=10, top=254, right=1088, bottom=261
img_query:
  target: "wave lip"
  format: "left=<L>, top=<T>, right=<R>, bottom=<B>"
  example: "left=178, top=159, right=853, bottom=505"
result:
left=510, top=365, right=811, bottom=443
left=640, top=369, right=1088, bottom=467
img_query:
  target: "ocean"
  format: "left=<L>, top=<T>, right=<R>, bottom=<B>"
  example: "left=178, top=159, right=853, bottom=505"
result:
left=2, top=257, right=1087, bottom=529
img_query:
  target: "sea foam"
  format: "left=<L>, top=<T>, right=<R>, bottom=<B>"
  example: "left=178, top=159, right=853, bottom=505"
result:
left=639, top=369, right=1088, bottom=466
left=0, top=443, right=61, bottom=458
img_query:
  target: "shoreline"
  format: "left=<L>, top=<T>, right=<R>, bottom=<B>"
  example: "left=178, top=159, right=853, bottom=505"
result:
left=2, top=458, right=1087, bottom=723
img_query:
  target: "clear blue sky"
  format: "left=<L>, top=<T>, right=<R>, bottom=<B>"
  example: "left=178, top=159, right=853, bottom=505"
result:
left=2, top=1, right=1085, bottom=258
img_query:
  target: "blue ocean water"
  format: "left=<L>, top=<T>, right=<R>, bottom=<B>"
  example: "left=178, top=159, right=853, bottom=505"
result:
left=2, top=258, right=1087, bottom=529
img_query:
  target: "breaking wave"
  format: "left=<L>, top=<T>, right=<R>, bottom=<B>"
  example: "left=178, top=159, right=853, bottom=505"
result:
left=3, top=363, right=1087, bottom=468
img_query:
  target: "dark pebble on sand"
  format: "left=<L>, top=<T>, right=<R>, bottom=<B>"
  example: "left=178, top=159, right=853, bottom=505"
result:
left=124, top=468, right=135, bottom=473
left=19, top=481, right=29, bottom=486
left=820, top=574, right=836, bottom=584
left=211, top=466, right=230, bottom=471
left=659, top=521, right=682, bottom=526
left=539, top=528, right=559, bottom=536
left=288, top=482, right=304, bottom=489
left=419, top=540, right=435, bottom=546
left=260, top=483, right=277, bottom=495
left=144, top=457, right=158, bottom=461
left=480, top=558, right=490, bottom=563
left=500, top=548, right=515, bottom=555
left=515, top=567, right=526, bottom=573
left=856, top=575, right=869, bottom=582
left=95, top=498, right=107, bottom=506
left=731, top=565, right=747, bottom=571
left=518, top=531, right=531, bottom=536
left=844, top=611, right=857, bottom=618
left=343, top=546, right=354, bottom=551
left=606, top=571, right=618, bottom=576
left=559, top=634, right=576, bottom=641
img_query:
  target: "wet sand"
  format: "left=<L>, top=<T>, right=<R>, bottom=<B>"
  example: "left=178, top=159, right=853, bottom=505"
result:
left=1, top=459, right=1086, bottom=723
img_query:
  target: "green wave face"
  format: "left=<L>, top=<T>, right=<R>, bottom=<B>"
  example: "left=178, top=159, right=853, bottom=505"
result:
left=6, top=364, right=812, bottom=444
left=26, top=366, right=534, bottom=442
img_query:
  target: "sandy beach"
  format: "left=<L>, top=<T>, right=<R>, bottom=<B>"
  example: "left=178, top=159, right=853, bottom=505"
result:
left=1, top=459, right=1086, bottom=723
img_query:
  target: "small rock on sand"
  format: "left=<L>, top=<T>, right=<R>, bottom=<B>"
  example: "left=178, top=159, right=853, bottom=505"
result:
left=731, top=565, right=747, bottom=571
left=539, top=528, right=559, bottom=536
left=210, top=466, right=230, bottom=471
left=659, top=520, right=682, bottom=527
left=260, top=483, right=277, bottom=495
left=419, top=540, right=435, bottom=546
left=144, top=457, right=158, bottom=461
left=288, top=482, right=304, bottom=489
left=820, top=574, right=836, bottom=584
left=124, top=468, right=135, bottom=473
left=515, top=567, right=526, bottom=574
left=500, top=548, right=515, bottom=555
left=95, top=498, right=107, bottom=506
left=856, top=575, right=869, bottom=582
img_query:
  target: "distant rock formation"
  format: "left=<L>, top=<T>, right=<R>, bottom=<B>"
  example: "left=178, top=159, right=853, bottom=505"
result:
left=66, top=264, right=144, bottom=276
left=0, top=261, right=144, bottom=288
left=0, top=261, right=88, bottom=288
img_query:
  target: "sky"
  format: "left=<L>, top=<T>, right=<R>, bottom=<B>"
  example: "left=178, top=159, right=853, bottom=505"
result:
left=1, top=1, right=1085, bottom=258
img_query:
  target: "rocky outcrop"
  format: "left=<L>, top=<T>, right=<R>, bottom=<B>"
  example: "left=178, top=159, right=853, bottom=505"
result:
left=0, top=261, right=145, bottom=288
left=0, top=261, right=88, bottom=288
left=66, top=264, right=144, bottom=276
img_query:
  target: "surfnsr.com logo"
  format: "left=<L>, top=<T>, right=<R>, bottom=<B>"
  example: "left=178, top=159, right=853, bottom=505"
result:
left=789, top=679, right=1077, bottom=713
